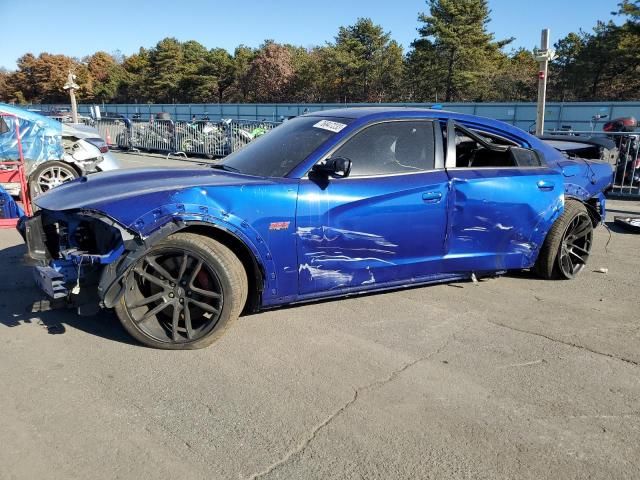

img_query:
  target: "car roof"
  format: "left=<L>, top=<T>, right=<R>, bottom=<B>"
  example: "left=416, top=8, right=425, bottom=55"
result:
left=303, top=107, right=446, bottom=119
left=302, top=106, right=506, bottom=126
left=302, top=106, right=532, bottom=142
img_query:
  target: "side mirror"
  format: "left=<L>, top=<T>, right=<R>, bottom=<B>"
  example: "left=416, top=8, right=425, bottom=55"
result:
left=311, top=156, right=352, bottom=179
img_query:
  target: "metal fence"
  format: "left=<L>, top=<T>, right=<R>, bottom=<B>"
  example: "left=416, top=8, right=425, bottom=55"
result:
left=26, top=101, right=640, bottom=132
left=106, top=118, right=281, bottom=157
left=607, top=133, right=640, bottom=197
left=229, top=120, right=279, bottom=152
left=174, top=120, right=227, bottom=157
left=93, top=118, right=128, bottom=147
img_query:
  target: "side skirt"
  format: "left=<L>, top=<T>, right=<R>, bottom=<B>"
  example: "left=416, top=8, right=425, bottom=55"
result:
left=260, top=271, right=479, bottom=310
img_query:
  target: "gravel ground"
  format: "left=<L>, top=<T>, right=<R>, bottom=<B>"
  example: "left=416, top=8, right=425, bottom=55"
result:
left=1, top=155, right=639, bottom=479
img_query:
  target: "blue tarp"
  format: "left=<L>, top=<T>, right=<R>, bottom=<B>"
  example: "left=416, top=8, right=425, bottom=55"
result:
left=0, top=184, right=24, bottom=219
left=0, top=103, right=64, bottom=164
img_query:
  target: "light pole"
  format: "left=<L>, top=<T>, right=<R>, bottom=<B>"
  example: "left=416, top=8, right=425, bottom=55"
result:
left=64, top=71, right=79, bottom=124
left=534, top=29, right=556, bottom=136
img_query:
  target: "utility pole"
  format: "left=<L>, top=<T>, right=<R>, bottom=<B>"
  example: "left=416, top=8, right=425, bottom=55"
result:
left=534, top=29, right=556, bottom=136
left=64, top=71, right=79, bottom=124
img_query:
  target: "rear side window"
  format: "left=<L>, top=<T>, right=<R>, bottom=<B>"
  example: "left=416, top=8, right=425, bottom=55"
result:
left=509, top=147, right=543, bottom=167
left=332, top=121, right=435, bottom=176
left=446, top=124, right=542, bottom=168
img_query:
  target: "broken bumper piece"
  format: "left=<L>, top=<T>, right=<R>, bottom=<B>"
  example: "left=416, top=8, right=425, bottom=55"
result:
left=33, top=266, right=68, bottom=299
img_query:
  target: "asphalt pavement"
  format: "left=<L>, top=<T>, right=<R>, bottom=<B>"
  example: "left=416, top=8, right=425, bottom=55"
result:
left=1, top=154, right=639, bottom=479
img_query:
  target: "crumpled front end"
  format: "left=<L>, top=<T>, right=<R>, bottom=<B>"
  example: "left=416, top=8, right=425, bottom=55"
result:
left=22, top=209, right=136, bottom=314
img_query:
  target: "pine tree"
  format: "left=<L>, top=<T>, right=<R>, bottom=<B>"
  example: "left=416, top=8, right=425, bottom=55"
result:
left=408, top=0, right=512, bottom=101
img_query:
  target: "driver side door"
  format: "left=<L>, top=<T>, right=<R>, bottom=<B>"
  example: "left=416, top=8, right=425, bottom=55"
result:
left=295, top=120, right=451, bottom=297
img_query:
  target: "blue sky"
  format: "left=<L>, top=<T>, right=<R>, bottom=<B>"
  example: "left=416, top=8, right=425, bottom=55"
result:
left=0, top=0, right=621, bottom=69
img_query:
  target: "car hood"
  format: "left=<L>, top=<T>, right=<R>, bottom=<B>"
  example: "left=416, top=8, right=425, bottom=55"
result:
left=34, top=167, right=274, bottom=213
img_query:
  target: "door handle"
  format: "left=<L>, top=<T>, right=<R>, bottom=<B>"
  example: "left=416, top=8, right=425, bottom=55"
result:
left=537, top=180, right=555, bottom=191
left=422, top=191, right=443, bottom=203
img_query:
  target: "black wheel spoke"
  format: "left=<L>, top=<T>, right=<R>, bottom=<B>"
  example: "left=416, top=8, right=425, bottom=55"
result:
left=135, top=269, right=167, bottom=289
left=190, top=286, right=222, bottom=299
left=172, top=303, right=182, bottom=341
left=560, top=246, right=573, bottom=273
left=572, top=220, right=592, bottom=238
left=129, top=291, right=166, bottom=309
left=188, top=259, right=203, bottom=285
left=565, top=254, right=574, bottom=274
left=568, top=248, right=585, bottom=263
left=184, top=305, right=193, bottom=339
left=568, top=244, right=590, bottom=256
left=187, top=298, right=219, bottom=314
left=177, top=253, right=189, bottom=282
left=136, top=300, right=172, bottom=324
left=146, top=257, right=176, bottom=282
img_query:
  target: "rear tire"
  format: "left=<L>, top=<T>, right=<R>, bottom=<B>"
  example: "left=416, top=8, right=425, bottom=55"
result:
left=535, top=200, right=594, bottom=280
left=115, top=232, right=248, bottom=349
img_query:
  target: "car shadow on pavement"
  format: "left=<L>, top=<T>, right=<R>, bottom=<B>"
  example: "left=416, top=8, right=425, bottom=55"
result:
left=0, top=243, right=138, bottom=346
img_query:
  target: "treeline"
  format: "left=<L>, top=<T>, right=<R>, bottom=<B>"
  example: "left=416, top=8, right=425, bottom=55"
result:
left=1, top=0, right=638, bottom=105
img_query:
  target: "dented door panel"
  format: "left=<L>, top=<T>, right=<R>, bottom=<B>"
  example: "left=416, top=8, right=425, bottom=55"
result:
left=296, top=171, right=450, bottom=295
left=444, top=167, right=564, bottom=271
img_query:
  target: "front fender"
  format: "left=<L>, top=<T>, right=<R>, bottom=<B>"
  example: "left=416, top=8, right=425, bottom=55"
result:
left=99, top=204, right=278, bottom=308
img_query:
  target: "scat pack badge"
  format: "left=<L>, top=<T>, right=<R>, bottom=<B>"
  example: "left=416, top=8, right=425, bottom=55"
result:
left=269, top=221, right=290, bottom=231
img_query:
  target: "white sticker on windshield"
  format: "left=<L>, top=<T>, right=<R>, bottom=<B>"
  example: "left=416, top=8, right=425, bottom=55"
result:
left=313, top=120, right=347, bottom=133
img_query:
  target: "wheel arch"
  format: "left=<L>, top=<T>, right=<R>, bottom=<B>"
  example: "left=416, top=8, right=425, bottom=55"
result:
left=566, top=194, right=603, bottom=226
left=178, top=223, right=265, bottom=313
left=101, top=217, right=271, bottom=313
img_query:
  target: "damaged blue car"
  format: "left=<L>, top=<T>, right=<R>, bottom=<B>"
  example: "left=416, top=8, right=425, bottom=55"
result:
left=21, top=108, right=614, bottom=349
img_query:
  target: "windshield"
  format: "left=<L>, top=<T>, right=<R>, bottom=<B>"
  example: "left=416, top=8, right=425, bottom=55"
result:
left=220, top=116, right=352, bottom=177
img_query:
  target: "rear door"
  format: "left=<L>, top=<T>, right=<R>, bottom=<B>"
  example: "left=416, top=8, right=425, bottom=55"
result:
left=443, top=120, right=564, bottom=272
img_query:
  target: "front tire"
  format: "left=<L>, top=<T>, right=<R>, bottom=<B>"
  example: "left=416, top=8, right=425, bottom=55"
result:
left=115, top=233, right=248, bottom=349
left=535, top=200, right=594, bottom=279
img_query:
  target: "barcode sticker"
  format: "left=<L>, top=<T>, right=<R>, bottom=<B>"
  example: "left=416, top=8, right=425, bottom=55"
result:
left=313, top=120, right=347, bottom=133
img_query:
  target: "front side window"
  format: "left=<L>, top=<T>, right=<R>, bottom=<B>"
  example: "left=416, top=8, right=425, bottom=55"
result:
left=331, top=121, right=436, bottom=177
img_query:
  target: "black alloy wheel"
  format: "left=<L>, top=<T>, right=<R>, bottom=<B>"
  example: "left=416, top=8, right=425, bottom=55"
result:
left=115, top=233, right=248, bottom=349
left=557, top=212, right=593, bottom=278
left=535, top=200, right=594, bottom=280
left=124, top=248, right=223, bottom=343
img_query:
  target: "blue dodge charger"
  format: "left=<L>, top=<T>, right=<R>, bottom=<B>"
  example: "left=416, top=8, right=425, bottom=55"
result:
left=22, top=108, right=614, bottom=349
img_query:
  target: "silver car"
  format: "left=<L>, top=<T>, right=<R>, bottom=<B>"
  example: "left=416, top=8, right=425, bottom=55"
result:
left=0, top=105, right=122, bottom=197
